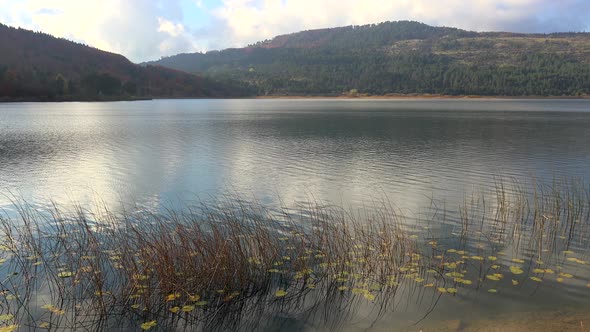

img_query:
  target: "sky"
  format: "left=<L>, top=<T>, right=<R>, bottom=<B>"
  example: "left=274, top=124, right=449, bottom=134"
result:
left=0, top=0, right=589, bottom=63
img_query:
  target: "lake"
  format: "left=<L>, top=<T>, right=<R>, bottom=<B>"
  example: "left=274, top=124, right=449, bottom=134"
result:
left=1, top=99, right=590, bottom=331
left=1, top=99, right=590, bottom=212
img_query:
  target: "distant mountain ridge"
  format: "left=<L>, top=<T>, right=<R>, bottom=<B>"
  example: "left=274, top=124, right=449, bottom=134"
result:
left=0, top=23, right=250, bottom=101
left=147, top=21, right=590, bottom=96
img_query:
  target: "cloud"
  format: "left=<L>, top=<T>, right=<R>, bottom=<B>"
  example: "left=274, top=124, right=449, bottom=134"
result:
left=1, top=0, right=589, bottom=62
left=212, top=0, right=590, bottom=48
left=0, top=0, right=203, bottom=62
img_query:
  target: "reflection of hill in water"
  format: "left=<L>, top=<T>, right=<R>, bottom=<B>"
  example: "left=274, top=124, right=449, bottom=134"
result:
left=0, top=179, right=589, bottom=331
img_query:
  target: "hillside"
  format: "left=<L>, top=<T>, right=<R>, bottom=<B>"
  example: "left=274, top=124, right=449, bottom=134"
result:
left=0, top=23, right=251, bottom=101
left=147, top=21, right=590, bottom=97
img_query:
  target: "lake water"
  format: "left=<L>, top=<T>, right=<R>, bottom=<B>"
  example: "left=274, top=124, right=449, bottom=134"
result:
left=1, top=99, right=590, bottom=331
left=1, top=99, right=589, bottom=213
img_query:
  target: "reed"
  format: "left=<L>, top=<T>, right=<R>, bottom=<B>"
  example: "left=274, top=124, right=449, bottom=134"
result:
left=0, top=178, right=588, bottom=331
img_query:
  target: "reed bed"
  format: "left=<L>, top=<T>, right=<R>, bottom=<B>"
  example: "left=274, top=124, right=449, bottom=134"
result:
left=0, top=178, right=589, bottom=331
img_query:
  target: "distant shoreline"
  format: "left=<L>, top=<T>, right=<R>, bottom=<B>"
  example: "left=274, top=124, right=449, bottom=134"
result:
left=254, top=94, right=590, bottom=100
left=2, top=94, right=590, bottom=103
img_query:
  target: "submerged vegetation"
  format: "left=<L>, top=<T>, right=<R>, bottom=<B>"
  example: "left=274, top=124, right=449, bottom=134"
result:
left=0, top=179, right=590, bottom=331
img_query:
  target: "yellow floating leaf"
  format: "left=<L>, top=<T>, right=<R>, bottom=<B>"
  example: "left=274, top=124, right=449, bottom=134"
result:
left=414, top=277, right=425, bottom=283
left=447, top=249, right=457, bottom=253
left=562, top=250, right=575, bottom=255
left=165, top=293, right=180, bottom=302
left=182, top=305, right=195, bottom=312
left=131, top=304, right=140, bottom=309
left=509, top=266, right=524, bottom=275
left=363, top=292, right=376, bottom=301
left=424, top=283, right=434, bottom=288
left=511, top=258, right=525, bottom=264
left=338, top=286, right=348, bottom=291
left=512, top=279, right=519, bottom=286
left=195, top=301, right=208, bottom=306
left=57, top=271, right=74, bottom=278
left=544, top=269, right=555, bottom=274
left=275, top=289, right=288, bottom=297
left=471, top=256, right=484, bottom=261
left=140, top=320, right=157, bottom=330
left=488, top=289, right=498, bottom=293
left=0, top=314, right=14, bottom=321
left=491, top=264, right=500, bottom=269
left=530, top=277, right=543, bottom=282
left=307, top=283, right=316, bottom=289
left=486, top=274, right=501, bottom=281
left=447, top=288, right=458, bottom=294
left=169, top=307, right=180, bottom=313
left=558, top=272, right=573, bottom=278
left=488, top=256, right=497, bottom=261
left=188, top=294, right=201, bottom=302
left=0, top=325, right=18, bottom=332
left=557, top=277, right=564, bottom=283
left=437, top=287, right=447, bottom=293
left=39, top=322, right=50, bottom=328
left=533, top=269, right=545, bottom=274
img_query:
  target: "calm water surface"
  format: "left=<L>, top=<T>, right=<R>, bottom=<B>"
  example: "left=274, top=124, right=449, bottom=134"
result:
left=1, top=99, right=589, bottom=212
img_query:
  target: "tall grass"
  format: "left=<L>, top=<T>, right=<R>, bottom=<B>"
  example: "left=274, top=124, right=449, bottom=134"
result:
left=0, top=178, right=589, bottom=331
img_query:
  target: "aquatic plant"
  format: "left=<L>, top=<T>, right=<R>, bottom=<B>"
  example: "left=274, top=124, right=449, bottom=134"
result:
left=0, top=178, right=589, bottom=331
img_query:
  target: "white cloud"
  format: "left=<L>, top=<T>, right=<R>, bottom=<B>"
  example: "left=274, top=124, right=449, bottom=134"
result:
left=158, top=17, right=185, bottom=37
left=1, top=0, right=589, bottom=62
left=213, top=0, right=590, bottom=48
left=0, top=0, right=202, bottom=62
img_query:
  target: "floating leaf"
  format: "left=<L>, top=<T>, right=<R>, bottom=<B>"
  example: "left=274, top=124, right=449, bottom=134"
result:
left=169, top=307, right=180, bottom=313
left=424, top=283, right=434, bottom=288
left=530, top=277, right=543, bottom=282
left=562, top=250, right=575, bottom=255
left=39, top=322, right=50, bottom=328
left=363, top=292, right=376, bottom=301
left=195, top=301, right=208, bottom=306
left=509, top=266, right=524, bottom=275
left=437, top=287, right=447, bottom=293
left=471, top=256, right=484, bottom=261
left=131, top=304, right=140, bottom=309
left=414, top=277, right=425, bottom=283
left=511, top=258, right=525, bottom=264
left=533, top=269, right=545, bottom=274
left=165, top=293, right=180, bottom=302
left=488, top=289, right=498, bottom=293
left=558, top=272, right=573, bottom=278
left=338, top=286, right=348, bottom=291
left=57, top=271, right=73, bottom=278
left=488, top=256, right=497, bottom=261
left=140, top=320, right=157, bottom=330
left=275, top=289, right=288, bottom=297
left=268, top=269, right=280, bottom=273
left=182, top=305, right=195, bottom=312
left=512, top=279, right=519, bottom=286
left=486, top=274, right=502, bottom=281
left=0, top=325, right=18, bottom=332
left=447, top=288, right=458, bottom=294
left=544, top=269, right=555, bottom=274
left=0, top=314, right=14, bottom=321
left=188, top=294, right=201, bottom=302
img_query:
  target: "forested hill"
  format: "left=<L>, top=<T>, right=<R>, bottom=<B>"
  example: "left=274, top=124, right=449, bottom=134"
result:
left=0, top=23, right=251, bottom=101
left=147, top=21, right=590, bottom=97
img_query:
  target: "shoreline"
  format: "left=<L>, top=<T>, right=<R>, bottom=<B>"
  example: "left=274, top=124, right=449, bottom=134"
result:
left=2, top=94, right=590, bottom=103
left=253, top=94, right=590, bottom=100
